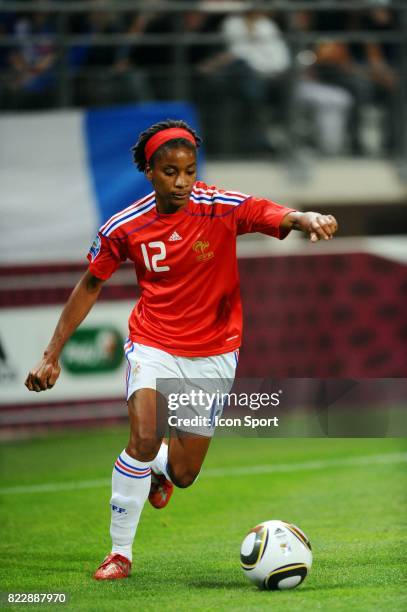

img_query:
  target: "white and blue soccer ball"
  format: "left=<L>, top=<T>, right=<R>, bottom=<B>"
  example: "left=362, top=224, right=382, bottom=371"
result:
left=240, top=520, right=312, bottom=591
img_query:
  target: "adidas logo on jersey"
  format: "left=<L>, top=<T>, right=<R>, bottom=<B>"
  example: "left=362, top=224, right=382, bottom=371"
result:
left=169, top=231, right=182, bottom=241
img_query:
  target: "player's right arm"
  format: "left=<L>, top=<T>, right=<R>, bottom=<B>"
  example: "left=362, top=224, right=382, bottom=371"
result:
left=25, top=271, right=105, bottom=392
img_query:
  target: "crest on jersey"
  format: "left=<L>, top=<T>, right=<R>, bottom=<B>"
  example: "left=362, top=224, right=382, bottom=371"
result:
left=192, top=240, right=214, bottom=262
left=88, top=235, right=101, bottom=262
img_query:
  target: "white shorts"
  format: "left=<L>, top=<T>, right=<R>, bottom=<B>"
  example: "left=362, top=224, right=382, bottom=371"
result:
left=124, top=341, right=239, bottom=437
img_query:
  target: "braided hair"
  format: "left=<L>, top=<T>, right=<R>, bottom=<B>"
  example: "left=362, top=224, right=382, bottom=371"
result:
left=132, top=119, right=202, bottom=172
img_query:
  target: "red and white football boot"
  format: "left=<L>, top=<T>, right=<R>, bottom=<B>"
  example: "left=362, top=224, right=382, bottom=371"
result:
left=148, top=469, right=174, bottom=509
left=93, top=553, right=131, bottom=580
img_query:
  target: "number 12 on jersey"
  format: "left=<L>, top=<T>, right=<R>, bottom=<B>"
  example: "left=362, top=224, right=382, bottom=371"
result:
left=141, top=242, right=170, bottom=272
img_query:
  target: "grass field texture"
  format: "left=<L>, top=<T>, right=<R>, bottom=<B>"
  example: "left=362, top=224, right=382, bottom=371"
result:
left=1, top=429, right=406, bottom=611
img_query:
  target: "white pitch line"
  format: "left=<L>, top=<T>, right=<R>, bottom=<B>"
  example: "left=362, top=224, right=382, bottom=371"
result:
left=1, top=452, right=406, bottom=496
left=0, top=478, right=111, bottom=495
left=204, top=452, right=407, bottom=477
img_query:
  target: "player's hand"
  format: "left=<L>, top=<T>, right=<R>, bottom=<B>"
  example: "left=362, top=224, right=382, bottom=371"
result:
left=25, top=355, right=61, bottom=392
left=298, top=212, right=338, bottom=242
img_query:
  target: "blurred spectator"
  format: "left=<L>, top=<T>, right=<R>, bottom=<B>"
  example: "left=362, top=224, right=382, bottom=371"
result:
left=291, top=9, right=353, bottom=155
left=176, top=7, right=226, bottom=151
left=314, top=40, right=378, bottom=155
left=359, top=8, right=398, bottom=92
left=292, top=9, right=370, bottom=155
left=0, top=11, right=16, bottom=108
left=352, top=7, right=399, bottom=153
left=3, top=6, right=57, bottom=110
left=197, top=9, right=292, bottom=153
left=184, top=9, right=225, bottom=70
left=73, top=5, right=152, bottom=107
left=127, top=1, right=176, bottom=100
left=296, top=77, right=353, bottom=155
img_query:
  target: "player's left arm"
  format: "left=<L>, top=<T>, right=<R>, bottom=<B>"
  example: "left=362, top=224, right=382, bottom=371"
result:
left=280, top=211, right=339, bottom=242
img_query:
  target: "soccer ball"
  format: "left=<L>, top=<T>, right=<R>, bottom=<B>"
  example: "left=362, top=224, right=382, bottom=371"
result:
left=240, top=520, right=312, bottom=590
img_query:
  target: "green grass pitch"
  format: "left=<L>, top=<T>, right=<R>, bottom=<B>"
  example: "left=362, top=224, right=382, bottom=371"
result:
left=0, top=429, right=406, bottom=611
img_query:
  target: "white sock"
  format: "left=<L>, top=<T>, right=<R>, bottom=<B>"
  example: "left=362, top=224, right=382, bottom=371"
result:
left=151, top=442, right=173, bottom=483
left=110, top=449, right=151, bottom=563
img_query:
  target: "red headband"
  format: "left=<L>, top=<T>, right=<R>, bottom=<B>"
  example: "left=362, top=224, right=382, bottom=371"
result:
left=144, top=128, right=196, bottom=163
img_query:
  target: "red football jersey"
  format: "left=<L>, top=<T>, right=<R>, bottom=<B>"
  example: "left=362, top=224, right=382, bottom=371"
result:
left=87, top=181, right=295, bottom=356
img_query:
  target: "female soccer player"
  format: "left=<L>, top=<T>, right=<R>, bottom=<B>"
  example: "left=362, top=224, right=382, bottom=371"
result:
left=25, top=119, right=338, bottom=580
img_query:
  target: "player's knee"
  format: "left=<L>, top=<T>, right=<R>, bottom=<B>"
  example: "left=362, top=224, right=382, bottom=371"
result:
left=169, top=465, right=200, bottom=489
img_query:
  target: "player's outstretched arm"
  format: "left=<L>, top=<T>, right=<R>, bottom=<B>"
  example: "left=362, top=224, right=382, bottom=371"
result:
left=25, top=271, right=105, bottom=392
left=281, top=211, right=338, bottom=242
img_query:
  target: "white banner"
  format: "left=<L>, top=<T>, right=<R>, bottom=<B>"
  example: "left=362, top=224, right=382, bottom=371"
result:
left=0, top=301, right=135, bottom=405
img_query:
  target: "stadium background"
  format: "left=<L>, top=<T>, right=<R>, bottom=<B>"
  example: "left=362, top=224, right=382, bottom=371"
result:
left=0, top=2, right=406, bottom=609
